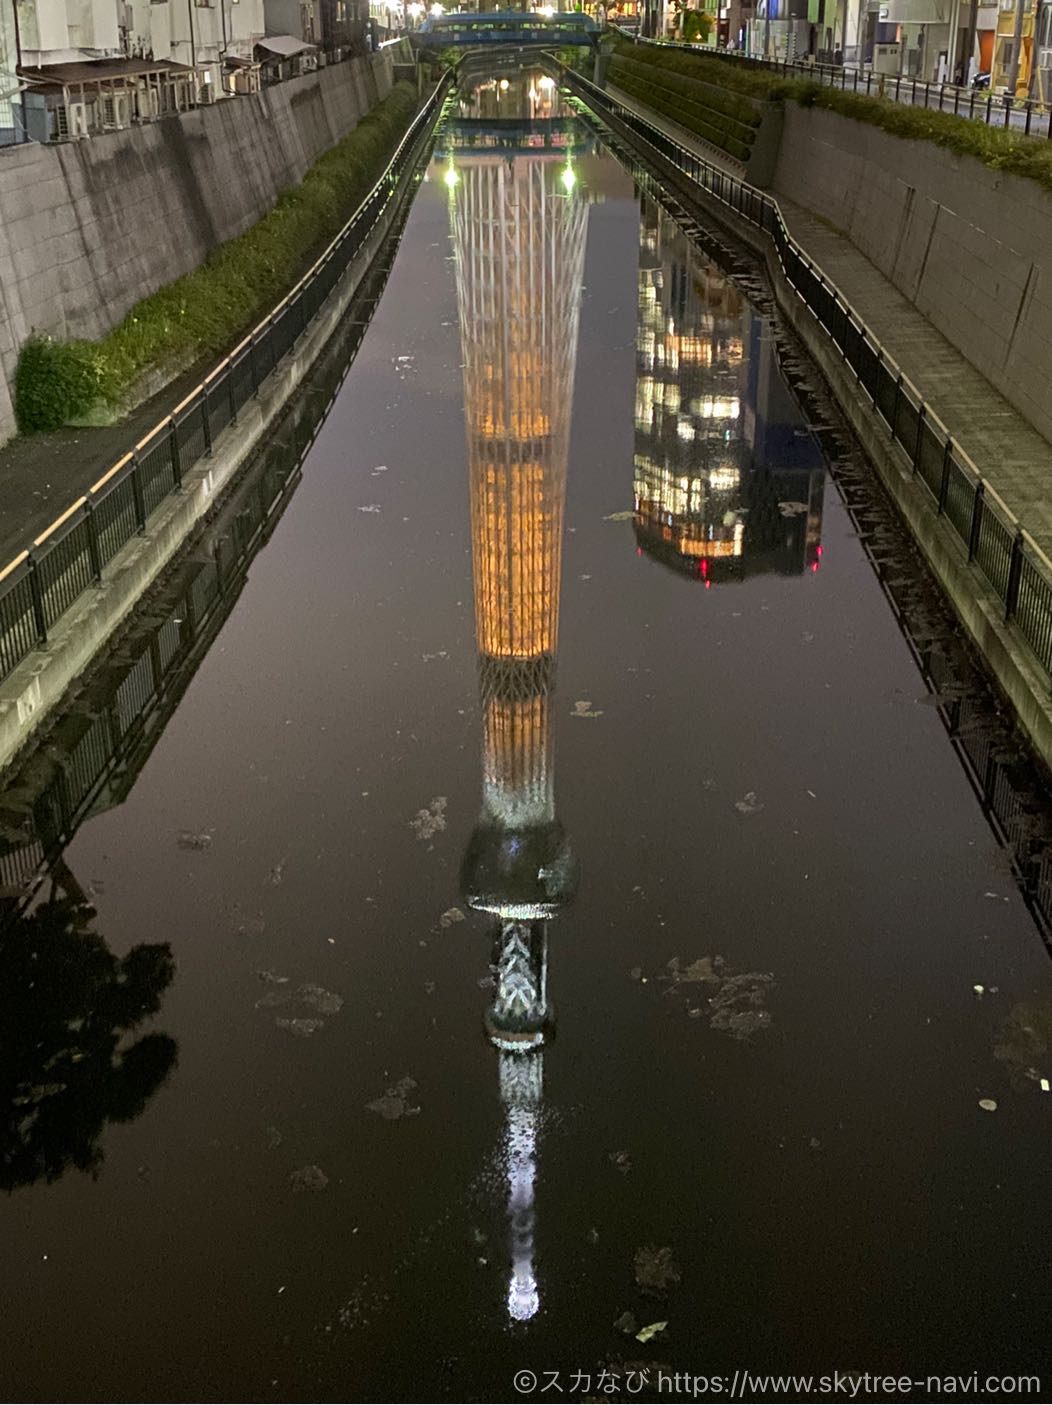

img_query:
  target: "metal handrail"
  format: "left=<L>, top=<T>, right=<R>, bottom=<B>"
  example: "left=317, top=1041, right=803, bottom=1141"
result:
left=610, top=28, right=1052, bottom=140
left=0, top=73, right=453, bottom=688
left=566, top=64, right=1052, bottom=679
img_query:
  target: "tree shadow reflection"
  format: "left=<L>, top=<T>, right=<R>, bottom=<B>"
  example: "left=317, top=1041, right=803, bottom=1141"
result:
left=0, top=890, right=177, bottom=1192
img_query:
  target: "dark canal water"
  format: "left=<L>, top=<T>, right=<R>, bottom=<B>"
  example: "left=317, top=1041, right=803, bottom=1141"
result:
left=1, top=70, right=1049, bottom=1404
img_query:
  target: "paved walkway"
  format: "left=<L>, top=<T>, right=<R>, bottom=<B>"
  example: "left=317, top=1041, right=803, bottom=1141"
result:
left=0, top=362, right=212, bottom=569
left=609, top=82, right=1052, bottom=554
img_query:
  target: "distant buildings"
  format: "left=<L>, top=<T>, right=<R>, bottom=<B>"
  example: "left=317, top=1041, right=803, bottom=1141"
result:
left=1, top=0, right=366, bottom=142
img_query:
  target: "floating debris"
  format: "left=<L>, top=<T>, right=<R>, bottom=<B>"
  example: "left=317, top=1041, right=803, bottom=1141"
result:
left=664, top=955, right=774, bottom=1039
left=634, top=1245, right=680, bottom=1294
left=358, top=504, right=381, bottom=514
left=614, top=1311, right=638, bottom=1336
left=571, top=700, right=604, bottom=718
left=258, top=970, right=290, bottom=986
left=290, top=1165, right=329, bottom=1193
left=257, top=982, right=343, bottom=1017
left=636, top=1321, right=668, bottom=1344
left=608, top=1149, right=632, bottom=1175
left=777, top=501, right=810, bottom=517
left=708, top=972, right=775, bottom=1040
left=734, top=791, right=764, bottom=816
left=438, top=907, right=466, bottom=928
left=177, top=829, right=213, bottom=851
left=12, top=1082, right=67, bottom=1106
left=677, top=957, right=719, bottom=985
left=366, top=1075, right=420, bottom=1121
left=275, top=1017, right=324, bottom=1038
left=604, top=510, right=636, bottom=522
left=410, top=797, right=447, bottom=840
left=979, top=1098, right=998, bottom=1112
left=299, top=983, right=343, bottom=1016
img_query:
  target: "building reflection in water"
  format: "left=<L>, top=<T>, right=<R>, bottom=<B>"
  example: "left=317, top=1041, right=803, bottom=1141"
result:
left=445, top=70, right=589, bottom=1324
left=634, top=203, right=825, bottom=585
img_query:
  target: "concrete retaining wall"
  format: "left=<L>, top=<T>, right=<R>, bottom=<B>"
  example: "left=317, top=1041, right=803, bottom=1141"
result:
left=772, top=103, right=1052, bottom=446
left=0, top=51, right=393, bottom=444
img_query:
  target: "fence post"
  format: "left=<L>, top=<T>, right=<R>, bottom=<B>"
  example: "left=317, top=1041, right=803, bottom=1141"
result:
left=170, top=418, right=182, bottom=490
left=912, top=404, right=927, bottom=474
left=937, top=438, right=953, bottom=514
left=228, top=362, right=238, bottom=425
left=890, top=372, right=902, bottom=440
left=131, top=453, right=147, bottom=532
left=871, top=347, right=882, bottom=407
left=27, top=554, right=48, bottom=643
left=968, top=482, right=985, bottom=562
left=1005, top=529, right=1025, bottom=621
left=85, top=500, right=102, bottom=582
left=200, top=389, right=213, bottom=458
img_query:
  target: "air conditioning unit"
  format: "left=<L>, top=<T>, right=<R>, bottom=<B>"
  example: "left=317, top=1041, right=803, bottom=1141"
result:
left=139, top=84, right=161, bottom=118
left=69, top=101, right=89, bottom=137
left=101, top=93, right=131, bottom=128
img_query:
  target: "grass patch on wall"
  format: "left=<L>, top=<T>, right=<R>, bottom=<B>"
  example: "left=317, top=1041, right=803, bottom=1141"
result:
left=15, top=80, right=419, bottom=435
left=614, top=40, right=1052, bottom=194
left=609, top=47, right=761, bottom=162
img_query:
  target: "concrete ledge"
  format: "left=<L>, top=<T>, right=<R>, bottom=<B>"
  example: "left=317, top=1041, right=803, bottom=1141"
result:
left=0, top=168, right=408, bottom=773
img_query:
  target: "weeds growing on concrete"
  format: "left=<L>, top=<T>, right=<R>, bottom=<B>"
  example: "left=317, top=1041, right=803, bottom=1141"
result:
left=612, top=40, right=1052, bottom=195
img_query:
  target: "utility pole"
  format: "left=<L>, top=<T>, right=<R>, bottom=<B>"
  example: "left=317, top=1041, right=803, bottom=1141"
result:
left=945, top=0, right=960, bottom=81
left=961, top=0, right=978, bottom=80
left=854, top=0, right=866, bottom=66
left=1007, top=0, right=1027, bottom=95
left=1027, top=0, right=1045, bottom=96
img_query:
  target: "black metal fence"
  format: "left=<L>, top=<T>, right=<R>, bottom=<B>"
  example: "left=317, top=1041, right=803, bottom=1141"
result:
left=0, top=73, right=450, bottom=692
left=614, top=29, right=1052, bottom=140
left=569, top=69, right=1052, bottom=686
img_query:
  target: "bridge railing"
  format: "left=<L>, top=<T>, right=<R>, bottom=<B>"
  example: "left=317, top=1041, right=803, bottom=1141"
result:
left=610, top=27, right=1052, bottom=140
left=0, top=74, right=452, bottom=696
left=567, top=67, right=1052, bottom=687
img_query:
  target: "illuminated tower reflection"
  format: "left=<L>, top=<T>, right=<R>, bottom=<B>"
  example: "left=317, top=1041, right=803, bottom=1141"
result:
left=447, top=79, right=588, bottom=1324
left=633, top=202, right=825, bottom=584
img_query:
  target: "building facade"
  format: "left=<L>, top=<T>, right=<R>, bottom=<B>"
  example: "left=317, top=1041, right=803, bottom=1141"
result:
left=3, top=0, right=368, bottom=141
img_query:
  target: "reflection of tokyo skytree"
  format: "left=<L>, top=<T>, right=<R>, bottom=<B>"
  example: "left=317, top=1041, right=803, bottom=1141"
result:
left=449, top=138, right=588, bottom=1323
